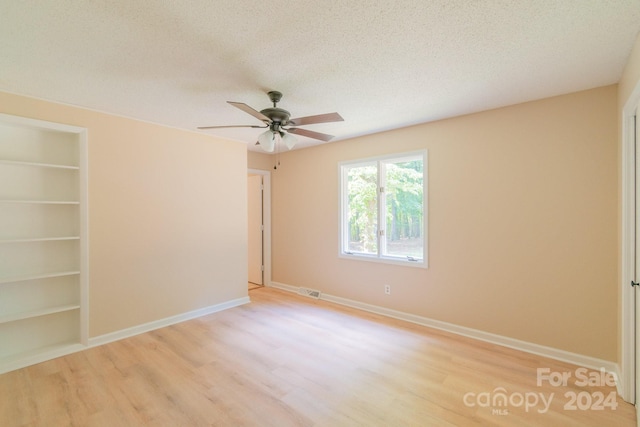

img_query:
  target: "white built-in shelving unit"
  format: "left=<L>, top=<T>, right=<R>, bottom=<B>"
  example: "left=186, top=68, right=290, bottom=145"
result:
left=0, top=113, right=88, bottom=373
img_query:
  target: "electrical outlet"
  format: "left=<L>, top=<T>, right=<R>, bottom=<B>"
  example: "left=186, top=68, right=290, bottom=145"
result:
left=384, top=284, right=391, bottom=295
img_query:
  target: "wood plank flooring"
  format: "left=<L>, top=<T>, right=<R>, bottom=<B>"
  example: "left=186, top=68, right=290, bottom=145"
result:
left=0, top=287, right=635, bottom=426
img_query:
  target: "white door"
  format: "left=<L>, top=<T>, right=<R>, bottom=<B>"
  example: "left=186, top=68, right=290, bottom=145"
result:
left=623, top=92, right=639, bottom=407
left=248, top=174, right=263, bottom=285
left=635, top=112, right=640, bottom=414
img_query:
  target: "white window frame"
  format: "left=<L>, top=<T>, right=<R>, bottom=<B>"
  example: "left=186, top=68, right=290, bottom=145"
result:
left=339, top=150, right=428, bottom=268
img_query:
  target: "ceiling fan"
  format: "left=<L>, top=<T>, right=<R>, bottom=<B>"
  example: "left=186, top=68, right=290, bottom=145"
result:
left=198, top=91, right=344, bottom=152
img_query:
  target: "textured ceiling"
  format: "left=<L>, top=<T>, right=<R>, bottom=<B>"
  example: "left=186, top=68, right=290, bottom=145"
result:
left=1, top=1, right=639, bottom=151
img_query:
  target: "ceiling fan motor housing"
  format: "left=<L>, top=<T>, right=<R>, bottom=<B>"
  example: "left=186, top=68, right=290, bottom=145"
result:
left=262, top=91, right=290, bottom=127
left=260, top=107, right=290, bottom=127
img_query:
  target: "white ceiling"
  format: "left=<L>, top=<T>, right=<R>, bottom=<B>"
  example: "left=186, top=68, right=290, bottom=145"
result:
left=1, top=1, right=639, bottom=151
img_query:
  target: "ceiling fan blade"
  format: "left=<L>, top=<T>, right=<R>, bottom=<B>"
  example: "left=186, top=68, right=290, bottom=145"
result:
left=288, top=112, right=343, bottom=126
left=228, top=101, right=270, bottom=123
left=197, top=125, right=267, bottom=130
left=287, top=127, right=335, bottom=142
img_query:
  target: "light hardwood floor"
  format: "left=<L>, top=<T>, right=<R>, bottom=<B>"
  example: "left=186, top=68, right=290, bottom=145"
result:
left=1, top=287, right=635, bottom=426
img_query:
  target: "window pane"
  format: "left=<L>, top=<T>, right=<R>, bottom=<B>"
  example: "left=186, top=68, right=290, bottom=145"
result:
left=346, top=164, right=378, bottom=254
left=383, top=159, right=423, bottom=259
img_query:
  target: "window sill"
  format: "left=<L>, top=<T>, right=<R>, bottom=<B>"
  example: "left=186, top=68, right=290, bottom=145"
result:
left=338, top=253, right=428, bottom=269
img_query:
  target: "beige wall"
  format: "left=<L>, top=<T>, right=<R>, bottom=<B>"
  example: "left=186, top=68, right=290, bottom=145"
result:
left=248, top=150, right=275, bottom=171
left=270, top=85, right=618, bottom=361
left=0, top=92, right=248, bottom=337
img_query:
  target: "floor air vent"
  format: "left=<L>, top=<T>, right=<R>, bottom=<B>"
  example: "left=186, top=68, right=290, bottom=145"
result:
left=298, top=287, right=321, bottom=299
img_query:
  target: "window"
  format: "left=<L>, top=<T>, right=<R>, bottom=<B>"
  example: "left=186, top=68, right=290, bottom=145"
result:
left=340, top=151, right=427, bottom=267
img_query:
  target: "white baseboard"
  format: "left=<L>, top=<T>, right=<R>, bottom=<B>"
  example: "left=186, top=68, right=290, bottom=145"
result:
left=0, top=343, right=86, bottom=375
left=0, top=296, right=250, bottom=375
left=268, top=281, right=622, bottom=395
left=89, top=296, right=250, bottom=348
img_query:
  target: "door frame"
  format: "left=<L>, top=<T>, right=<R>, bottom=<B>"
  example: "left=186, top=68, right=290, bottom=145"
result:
left=621, top=81, right=640, bottom=403
left=248, top=168, right=272, bottom=287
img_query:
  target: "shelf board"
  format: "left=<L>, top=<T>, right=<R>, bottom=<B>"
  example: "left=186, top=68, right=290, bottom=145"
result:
left=0, top=159, right=79, bottom=170
left=0, top=236, right=80, bottom=243
left=0, top=304, right=80, bottom=325
left=0, top=200, right=79, bottom=205
left=0, top=342, right=86, bottom=375
left=0, top=271, right=80, bottom=285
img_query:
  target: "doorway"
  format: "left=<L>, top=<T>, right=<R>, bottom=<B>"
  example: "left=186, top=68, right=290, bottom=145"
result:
left=247, top=169, right=271, bottom=291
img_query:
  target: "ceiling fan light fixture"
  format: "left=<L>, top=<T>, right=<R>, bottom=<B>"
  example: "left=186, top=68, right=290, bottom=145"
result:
left=258, top=129, right=276, bottom=152
left=282, top=132, right=297, bottom=150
